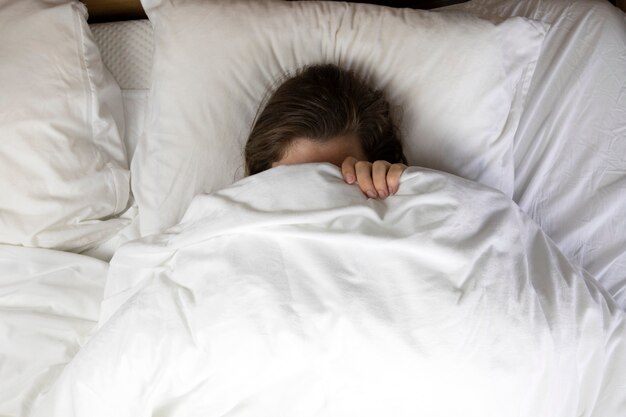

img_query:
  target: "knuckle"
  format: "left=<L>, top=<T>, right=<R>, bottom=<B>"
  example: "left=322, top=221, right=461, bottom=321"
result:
left=373, top=172, right=386, bottom=185
left=389, top=165, right=406, bottom=178
left=373, top=160, right=390, bottom=170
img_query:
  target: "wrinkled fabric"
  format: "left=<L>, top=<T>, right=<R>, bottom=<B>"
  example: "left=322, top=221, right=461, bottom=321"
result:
left=0, top=245, right=106, bottom=417
left=32, top=164, right=625, bottom=417
left=442, top=0, right=626, bottom=312
left=0, top=0, right=130, bottom=251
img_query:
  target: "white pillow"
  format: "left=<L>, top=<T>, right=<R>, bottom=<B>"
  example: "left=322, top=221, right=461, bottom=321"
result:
left=0, top=0, right=130, bottom=251
left=135, top=0, right=547, bottom=235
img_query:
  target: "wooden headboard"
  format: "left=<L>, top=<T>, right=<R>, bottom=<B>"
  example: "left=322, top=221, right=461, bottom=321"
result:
left=81, top=0, right=626, bottom=23
left=82, top=0, right=145, bottom=22
left=81, top=0, right=471, bottom=23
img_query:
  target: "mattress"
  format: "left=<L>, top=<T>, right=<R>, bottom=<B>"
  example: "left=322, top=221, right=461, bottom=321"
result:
left=88, top=0, right=626, bottom=309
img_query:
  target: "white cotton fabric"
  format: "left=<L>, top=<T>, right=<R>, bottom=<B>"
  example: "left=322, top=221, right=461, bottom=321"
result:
left=32, top=164, right=625, bottom=417
left=440, top=0, right=626, bottom=310
left=0, top=245, right=106, bottom=417
left=0, top=0, right=130, bottom=252
left=85, top=1, right=626, bottom=311
left=133, top=0, right=547, bottom=235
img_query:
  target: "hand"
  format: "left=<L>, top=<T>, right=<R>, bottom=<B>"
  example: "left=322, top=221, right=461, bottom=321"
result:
left=341, top=157, right=407, bottom=199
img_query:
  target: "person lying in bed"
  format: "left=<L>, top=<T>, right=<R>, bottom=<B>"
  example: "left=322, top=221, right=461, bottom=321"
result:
left=245, top=63, right=408, bottom=200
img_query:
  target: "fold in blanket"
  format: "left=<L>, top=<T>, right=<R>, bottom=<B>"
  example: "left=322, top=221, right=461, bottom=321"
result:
left=33, top=164, right=625, bottom=417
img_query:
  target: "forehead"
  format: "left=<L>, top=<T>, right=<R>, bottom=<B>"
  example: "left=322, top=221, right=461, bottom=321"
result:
left=276, top=134, right=366, bottom=167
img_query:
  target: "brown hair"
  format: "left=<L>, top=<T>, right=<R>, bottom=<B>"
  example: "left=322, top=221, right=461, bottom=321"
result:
left=244, top=63, right=406, bottom=175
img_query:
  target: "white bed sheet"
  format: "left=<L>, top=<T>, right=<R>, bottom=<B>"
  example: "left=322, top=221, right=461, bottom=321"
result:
left=441, top=0, right=626, bottom=308
left=88, top=0, right=626, bottom=309
left=0, top=246, right=106, bottom=417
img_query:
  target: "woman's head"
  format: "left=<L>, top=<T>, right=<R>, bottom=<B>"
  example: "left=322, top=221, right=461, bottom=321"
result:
left=244, top=63, right=406, bottom=175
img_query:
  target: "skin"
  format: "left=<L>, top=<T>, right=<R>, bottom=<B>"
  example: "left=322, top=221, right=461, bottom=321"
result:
left=271, top=134, right=407, bottom=199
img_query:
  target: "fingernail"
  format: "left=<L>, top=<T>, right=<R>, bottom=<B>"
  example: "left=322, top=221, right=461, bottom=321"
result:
left=389, top=186, right=396, bottom=195
left=366, top=190, right=377, bottom=198
left=345, top=174, right=355, bottom=184
left=377, top=189, right=388, bottom=198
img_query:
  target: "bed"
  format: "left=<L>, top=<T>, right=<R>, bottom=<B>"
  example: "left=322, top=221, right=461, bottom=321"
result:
left=85, top=0, right=626, bottom=307
left=1, top=0, right=625, bottom=416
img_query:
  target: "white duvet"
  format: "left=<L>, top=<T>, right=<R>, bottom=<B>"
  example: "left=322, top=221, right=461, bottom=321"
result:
left=0, top=246, right=106, bottom=417
left=32, top=164, right=625, bottom=417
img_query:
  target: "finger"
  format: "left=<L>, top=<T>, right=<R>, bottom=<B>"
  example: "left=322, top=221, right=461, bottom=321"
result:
left=372, top=160, right=391, bottom=198
left=386, top=163, right=407, bottom=194
left=355, top=161, right=376, bottom=198
left=341, top=156, right=358, bottom=184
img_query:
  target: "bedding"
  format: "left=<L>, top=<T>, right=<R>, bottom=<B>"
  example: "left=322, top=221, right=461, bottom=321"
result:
left=0, top=245, right=106, bottom=417
left=440, top=0, right=626, bottom=309
left=132, top=0, right=547, bottom=236
left=66, top=21, right=153, bottom=261
left=32, top=164, right=626, bottom=416
left=0, top=0, right=131, bottom=252
left=90, top=19, right=152, bottom=161
left=86, top=0, right=626, bottom=311
left=2, top=1, right=623, bottom=415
